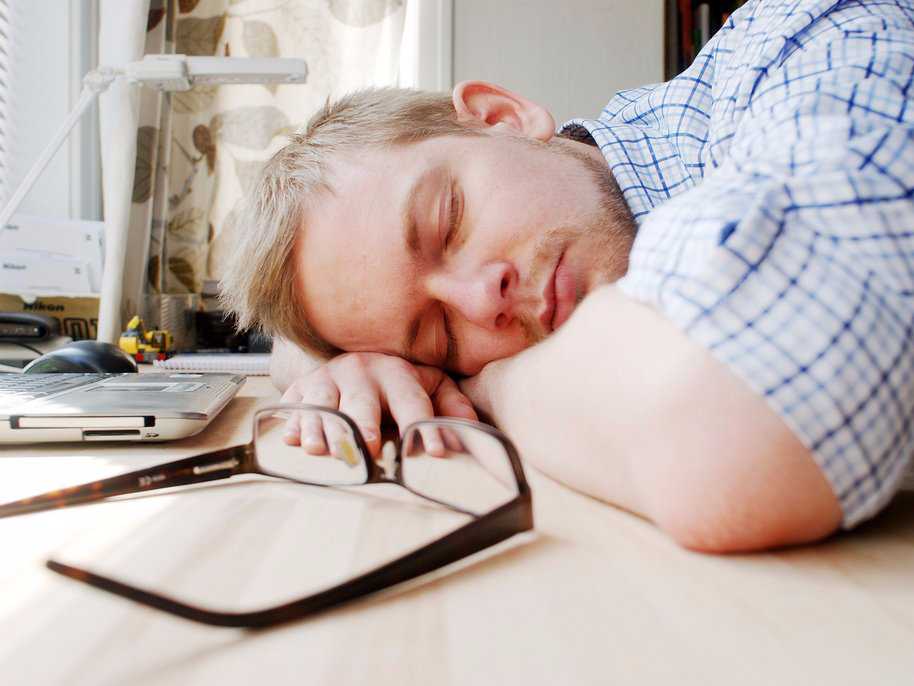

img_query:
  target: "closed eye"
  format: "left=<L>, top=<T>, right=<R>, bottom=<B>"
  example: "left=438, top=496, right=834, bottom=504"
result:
left=444, top=179, right=462, bottom=250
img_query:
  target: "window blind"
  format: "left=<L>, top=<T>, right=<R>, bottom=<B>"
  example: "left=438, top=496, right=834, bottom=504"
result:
left=0, top=0, right=15, bottom=207
left=0, top=1, right=99, bottom=220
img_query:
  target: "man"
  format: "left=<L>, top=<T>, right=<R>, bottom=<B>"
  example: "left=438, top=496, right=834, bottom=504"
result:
left=221, top=0, right=914, bottom=552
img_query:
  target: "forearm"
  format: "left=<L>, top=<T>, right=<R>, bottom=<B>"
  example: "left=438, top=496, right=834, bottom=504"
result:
left=471, top=287, right=686, bottom=518
left=467, top=286, right=841, bottom=551
left=269, top=338, right=324, bottom=392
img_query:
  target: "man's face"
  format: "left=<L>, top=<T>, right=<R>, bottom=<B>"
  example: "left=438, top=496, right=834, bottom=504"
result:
left=294, top=130, right=634, bottom=375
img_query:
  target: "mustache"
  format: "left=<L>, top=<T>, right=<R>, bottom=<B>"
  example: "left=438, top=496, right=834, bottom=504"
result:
left=519, top=228, right=577, bottom=344
left=530, top=227, right=576, bottom=283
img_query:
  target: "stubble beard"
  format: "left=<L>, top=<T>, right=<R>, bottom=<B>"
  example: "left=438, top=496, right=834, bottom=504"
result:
left=518, top=138, right=637, bottom=346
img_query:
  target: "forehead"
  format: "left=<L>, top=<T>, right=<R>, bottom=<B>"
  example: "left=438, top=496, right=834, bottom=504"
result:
left=293, top=144, right=421, bottom=352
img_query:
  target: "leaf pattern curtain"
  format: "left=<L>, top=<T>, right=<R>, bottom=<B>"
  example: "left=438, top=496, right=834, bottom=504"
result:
left=135, top=0, right=405, bottom=299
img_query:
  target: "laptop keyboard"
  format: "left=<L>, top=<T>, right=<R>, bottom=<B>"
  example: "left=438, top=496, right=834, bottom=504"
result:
left=0, top=373, right=114, bottom=408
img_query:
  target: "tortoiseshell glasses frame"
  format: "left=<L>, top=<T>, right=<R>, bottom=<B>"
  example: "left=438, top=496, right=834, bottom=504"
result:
left=0, top=404, right=533, bottom=628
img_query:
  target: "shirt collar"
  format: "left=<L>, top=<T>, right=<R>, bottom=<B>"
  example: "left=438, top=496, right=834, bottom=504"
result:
left=559, top=118, right=695, bottom=223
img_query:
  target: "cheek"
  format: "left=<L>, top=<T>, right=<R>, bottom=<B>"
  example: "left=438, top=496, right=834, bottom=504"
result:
left=466, top=171, right=553, bottom=243
left=463, top=200, right=544, bottom=263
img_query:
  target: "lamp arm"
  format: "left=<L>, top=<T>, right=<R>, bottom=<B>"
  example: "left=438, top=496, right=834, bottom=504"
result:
left=0, top=67, right=121, bottom=231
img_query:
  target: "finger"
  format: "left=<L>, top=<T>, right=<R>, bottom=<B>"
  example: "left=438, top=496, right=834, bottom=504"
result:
left=418, top=425, right=446, bottom=457
left=290, top=377, right=340, bottom=454
left=282, top=411, right=302, bottom=446
left=430, top=377, right=477, bottom=454
left=440, top=427, right=465, bottom=453
left=299, top=410, right=329, bottom=455
left=337, top=389, right=383, bottom=457
left=279, top=410, right=330, bottom=455
left=279, top=399, right=305, bottom=446
left=327, top=358, right=387, bottom=455
left=431, top=376, right=479, bottom=421
left=379, top=366, right=444, bottom=456
left=322, top=411, right=358, bottom=461
left=265, top=407, right=305, bottom=447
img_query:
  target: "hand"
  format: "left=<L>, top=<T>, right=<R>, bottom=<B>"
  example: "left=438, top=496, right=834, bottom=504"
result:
left=280, top=352, right=477, bottom=457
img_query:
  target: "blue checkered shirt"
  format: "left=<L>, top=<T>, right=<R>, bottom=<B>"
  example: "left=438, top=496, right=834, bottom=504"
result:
left=560, top=0, right=914, bottom=527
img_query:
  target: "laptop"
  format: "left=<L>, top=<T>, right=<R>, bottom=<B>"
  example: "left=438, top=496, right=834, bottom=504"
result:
left=0, top=372, right=245, bottom=443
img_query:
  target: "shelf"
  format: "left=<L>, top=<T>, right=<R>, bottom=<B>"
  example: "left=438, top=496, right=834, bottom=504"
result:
left=665, top=0, right=748, bottom=79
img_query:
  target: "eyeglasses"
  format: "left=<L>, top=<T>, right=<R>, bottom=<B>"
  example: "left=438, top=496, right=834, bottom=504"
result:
left=0, top=404, right=533, bottom=628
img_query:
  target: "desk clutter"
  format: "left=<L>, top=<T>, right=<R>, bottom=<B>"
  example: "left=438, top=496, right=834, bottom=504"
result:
left=114, top=280, right=272, bottom=371
left=0, top=215, right=104, bottom=295
left=0, top=280, right=271, bottom=374
left=0, top=311, right=72, bottom=370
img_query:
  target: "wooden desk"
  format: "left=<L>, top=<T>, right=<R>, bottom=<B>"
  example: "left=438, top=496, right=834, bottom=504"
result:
left=1, top=376, right=913, bottom=685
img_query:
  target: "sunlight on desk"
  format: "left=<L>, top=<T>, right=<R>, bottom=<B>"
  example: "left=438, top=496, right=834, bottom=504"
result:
left=0, top=377, right=912, bottom=685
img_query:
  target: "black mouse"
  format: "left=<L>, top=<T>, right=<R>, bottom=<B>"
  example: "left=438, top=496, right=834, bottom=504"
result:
left=23, top=340, right=138, bottom=374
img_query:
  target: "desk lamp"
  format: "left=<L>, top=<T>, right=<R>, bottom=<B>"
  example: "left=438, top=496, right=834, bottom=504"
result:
left=0, top=54, right=307, bottom=341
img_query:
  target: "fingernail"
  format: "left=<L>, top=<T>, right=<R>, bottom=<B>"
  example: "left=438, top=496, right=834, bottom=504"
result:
left=304, top=436, right=322, bottom=449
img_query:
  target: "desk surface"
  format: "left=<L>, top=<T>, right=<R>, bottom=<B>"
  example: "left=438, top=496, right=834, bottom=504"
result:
left=1, top=375, right=913, bottom=686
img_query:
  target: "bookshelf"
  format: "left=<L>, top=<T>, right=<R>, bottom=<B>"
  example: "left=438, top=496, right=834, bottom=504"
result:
left=665, top=0, right=748, bottom=78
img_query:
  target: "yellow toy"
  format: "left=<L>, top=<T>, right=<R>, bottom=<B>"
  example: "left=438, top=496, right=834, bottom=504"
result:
left=118, top=315, right=174, bottom=362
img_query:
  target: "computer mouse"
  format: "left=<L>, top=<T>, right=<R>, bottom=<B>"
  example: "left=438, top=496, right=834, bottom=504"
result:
left=23, top=340, right=138, bottom=374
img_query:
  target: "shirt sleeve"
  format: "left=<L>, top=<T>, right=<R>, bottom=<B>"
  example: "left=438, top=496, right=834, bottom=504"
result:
left=616, top=5, right=914, bottom=527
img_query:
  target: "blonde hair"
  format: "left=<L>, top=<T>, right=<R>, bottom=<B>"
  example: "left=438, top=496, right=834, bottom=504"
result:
left=219, top=88, right=483, bottom=358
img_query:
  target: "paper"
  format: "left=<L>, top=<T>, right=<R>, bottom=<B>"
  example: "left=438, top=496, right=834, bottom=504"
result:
left=153, top=353, right=271, bottom=376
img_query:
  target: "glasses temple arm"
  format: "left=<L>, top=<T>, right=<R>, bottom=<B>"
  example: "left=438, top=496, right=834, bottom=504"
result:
left=46, top=494, right=534, bottom=628
left=0, top=445, right=252, bottom=519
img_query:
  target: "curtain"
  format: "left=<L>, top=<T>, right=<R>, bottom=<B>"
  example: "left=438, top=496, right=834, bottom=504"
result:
left=135, top=0, right=405, bottom=316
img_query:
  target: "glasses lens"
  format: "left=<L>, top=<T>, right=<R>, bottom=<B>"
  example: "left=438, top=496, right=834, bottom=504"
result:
left=254, top=406, right=368, bottom=485
left=400, top=421, right=518, bottom=515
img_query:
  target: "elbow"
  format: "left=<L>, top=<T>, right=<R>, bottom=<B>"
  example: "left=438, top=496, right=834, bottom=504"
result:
left=628, top=327, right=844, bottom=554
left=647, top=454, right=843, bottom=554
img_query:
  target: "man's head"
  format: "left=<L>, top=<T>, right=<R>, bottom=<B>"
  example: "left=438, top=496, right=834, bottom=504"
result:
left=222, top=82, right=635, bottom=375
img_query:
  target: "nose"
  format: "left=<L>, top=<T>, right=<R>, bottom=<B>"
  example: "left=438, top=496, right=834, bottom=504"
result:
left=427, top=261, right=518, bottom=330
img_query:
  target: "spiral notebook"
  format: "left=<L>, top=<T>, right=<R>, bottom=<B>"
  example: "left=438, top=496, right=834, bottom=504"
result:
left=154, top=353, right=271, bottom=376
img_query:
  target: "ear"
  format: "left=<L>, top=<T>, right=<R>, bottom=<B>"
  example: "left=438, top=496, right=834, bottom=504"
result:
left=452, top=81, right=556, bottom=142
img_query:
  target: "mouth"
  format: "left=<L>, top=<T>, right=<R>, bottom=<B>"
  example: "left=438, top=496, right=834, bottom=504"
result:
left=538, top=269, right=556, bottom=333
left=552, top=248, right=577, bottom=331
left=539, top=247, right=572, bottom=333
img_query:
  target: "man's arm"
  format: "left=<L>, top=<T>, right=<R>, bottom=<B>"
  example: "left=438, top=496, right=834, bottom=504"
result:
left=461, top=286, right=842, bottom=553
left=270, top=338, right=323, bottom=392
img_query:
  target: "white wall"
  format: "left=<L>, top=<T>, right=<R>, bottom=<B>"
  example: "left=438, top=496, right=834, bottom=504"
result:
left=453, top=0, right=664, bottom=125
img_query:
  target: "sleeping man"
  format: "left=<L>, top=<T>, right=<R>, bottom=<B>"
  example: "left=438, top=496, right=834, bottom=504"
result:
left=221, top=0, right=914, bottom=552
